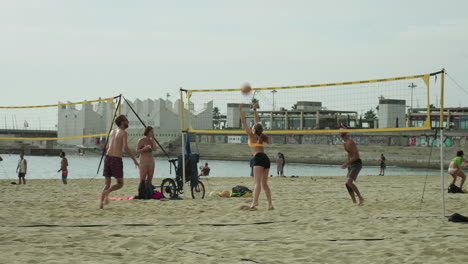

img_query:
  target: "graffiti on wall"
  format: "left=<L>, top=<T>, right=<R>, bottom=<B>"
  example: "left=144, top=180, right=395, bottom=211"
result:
left=197, top=134, right=468, bottom=148
left=408, top=135, right=457, bottom=147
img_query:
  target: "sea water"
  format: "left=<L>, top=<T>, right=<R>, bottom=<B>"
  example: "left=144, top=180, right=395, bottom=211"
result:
left=0, top=154, right=440, bottom=180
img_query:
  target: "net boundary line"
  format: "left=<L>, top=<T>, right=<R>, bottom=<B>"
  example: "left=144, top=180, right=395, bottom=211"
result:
left=187, top=73, right=434, bottom=93
left=0, top=96, right=117, bottom=109
left=186, top=126, right=432, bottom=134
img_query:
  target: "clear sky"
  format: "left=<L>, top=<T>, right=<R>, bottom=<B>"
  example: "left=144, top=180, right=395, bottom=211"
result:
left=1, top=0, right=467, bottom=107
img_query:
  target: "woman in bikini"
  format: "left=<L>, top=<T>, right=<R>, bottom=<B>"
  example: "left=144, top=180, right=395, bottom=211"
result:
left=239, top=102, right=273, bottom=210
left=136, top=126, right=158, bottom=187
left=448, top=150, right=468, bottom=189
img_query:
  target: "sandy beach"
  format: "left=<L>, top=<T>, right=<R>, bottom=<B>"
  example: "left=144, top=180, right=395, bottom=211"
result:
left=1, top=174, right=467, bottom=264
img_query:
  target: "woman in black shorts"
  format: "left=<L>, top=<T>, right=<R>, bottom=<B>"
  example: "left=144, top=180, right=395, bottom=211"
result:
left=239, top=102, right=273, bottom=210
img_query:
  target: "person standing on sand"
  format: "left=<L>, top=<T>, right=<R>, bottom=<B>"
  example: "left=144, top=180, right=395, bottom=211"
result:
left=57, top=152, right=69, bottom=184
left=239, top=102, right=273, bottom=210
left=340, top=126, right=364, bottom=205
left=100, top=115, right=139, bottom=209
left=276, top=152, right=285, bottom=177
left=136, top=126, right=157, bottom=187
left=16, top=153, right=27, bottom=185
left=379, top=153, right=386, bottom=176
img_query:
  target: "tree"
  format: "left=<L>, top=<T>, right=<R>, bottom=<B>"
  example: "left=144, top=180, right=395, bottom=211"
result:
left=364, top=108, right=377, bottom=120
left=291, top=104, right=297, bottom=111
left=213, top=107, right=221, bottom=129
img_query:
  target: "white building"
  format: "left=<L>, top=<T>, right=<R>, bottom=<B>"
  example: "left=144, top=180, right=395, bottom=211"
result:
left=378, top=99, right=406, bottom=128
left=57, top=98, right=213, bottom=147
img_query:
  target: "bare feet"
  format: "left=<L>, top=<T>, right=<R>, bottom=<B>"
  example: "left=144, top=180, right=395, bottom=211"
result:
left=358, top=197, right=364, bottom=206
left=268, top=206, right=275, bottom=211
left=240, top=205, right=257, bottom=211
left=100, top=191, right=109, bottom=209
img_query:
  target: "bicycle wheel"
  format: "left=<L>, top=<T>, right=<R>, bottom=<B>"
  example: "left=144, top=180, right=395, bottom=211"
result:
left=191, top=181, right=205, bottom=199
left=161, top=178, right=177, bottom=198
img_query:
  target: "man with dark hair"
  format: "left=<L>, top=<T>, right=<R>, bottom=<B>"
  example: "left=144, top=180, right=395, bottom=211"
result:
left=57, top=152, right=69, bottom=184
left=100, top=114, right=139, bottom=209
left=340, top=127, right=364, bottom=205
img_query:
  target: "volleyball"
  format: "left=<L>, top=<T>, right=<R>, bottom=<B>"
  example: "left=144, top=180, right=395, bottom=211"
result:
left=241, top=83, right=252, bottom=95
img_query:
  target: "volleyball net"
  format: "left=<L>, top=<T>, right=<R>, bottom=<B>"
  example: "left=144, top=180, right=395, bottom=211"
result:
left=0, top=96, right=121, bottom=147
left=181, top=70, right=445, bottom=134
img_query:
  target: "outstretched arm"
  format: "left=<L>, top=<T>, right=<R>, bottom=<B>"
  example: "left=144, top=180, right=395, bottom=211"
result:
left=239, top=104, right=254, bottom=136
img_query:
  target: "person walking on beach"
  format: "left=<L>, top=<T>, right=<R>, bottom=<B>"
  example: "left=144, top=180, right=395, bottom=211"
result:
left=100, top=115, right=139, bottom=209
left=239, top=102, right=273, bottom=210
left=16, top=153, right=27, bottom=185
left=340, top=127, right=364, bottom=205
left=57, top=152, right=69, bottom=184
left=379, top=153, right=386, bottom=176
left=448, top=150, right=468, bottom=190
left=136, top=126, right=157, bottom=187
left=276, top=152, right=285, bottom=177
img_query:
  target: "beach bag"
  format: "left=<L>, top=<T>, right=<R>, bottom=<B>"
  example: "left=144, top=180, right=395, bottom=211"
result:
left=152, top=191, right=164, bottom=199
left=448, top=184, right=464, bottom=194
left=136, top=180, right=155, bottom=199
left=231, top=185, right=252, bottom=197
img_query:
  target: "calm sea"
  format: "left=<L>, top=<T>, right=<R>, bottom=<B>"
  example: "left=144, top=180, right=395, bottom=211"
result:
left=0, top=154, right=440, bottom=180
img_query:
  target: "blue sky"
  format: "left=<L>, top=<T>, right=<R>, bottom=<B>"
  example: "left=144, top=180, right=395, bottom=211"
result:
left=0, top=0, right=467, bottom=107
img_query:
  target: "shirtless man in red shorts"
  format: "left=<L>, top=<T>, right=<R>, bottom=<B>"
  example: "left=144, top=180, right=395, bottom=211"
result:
left=100, top=115, right=139, bottom=209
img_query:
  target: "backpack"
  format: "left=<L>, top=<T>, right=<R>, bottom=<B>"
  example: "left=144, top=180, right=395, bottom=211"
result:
left=136, top=180, right=155, bottom=199
left=448, top=184, right=464, bottom=194
left=231, top=185, right=252, bottom=197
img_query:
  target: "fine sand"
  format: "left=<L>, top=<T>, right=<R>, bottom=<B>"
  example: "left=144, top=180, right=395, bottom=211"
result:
left=0, top=174, right=467, bottom=264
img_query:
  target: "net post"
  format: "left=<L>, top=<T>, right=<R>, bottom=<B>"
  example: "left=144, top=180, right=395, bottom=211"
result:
left=181, top=130, right=186, bottom=200
left=187, top=91, right=193, bottom=130
left=440, top=70, right=445, bottom=218
left=423, top=75, right=431, bottom=129
left=179, top=88, right=185, bottom=132
left=180, top=88, right=186, bottom=199
left=440, top=127, right=445, bottom=218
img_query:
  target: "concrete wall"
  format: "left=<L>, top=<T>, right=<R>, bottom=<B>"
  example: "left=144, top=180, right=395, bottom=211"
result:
left=191, top=131, right=468, bottom=169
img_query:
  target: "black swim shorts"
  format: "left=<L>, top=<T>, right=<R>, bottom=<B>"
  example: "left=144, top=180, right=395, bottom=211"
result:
left=347, top=159, right=362, bottom=181
left=253, top=153, right=270, bottom=169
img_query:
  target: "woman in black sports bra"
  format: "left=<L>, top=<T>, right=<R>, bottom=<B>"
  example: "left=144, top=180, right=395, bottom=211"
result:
left=239, top=102, right=273, bottom=210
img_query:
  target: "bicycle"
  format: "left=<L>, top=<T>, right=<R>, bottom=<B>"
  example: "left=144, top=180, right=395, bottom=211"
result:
left=160, top=157, right=205, bottom=199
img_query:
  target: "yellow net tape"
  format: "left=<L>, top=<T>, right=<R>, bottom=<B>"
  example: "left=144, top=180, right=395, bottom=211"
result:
left=0, top=96, right=116, bottom=109
left=189, top=74, right=426, bottom=93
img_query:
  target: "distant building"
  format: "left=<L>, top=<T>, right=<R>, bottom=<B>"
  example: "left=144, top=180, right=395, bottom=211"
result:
left=378, top=99, right=406, bottom=128
left=225, top=101, right=358, bottom=130
left=409, top=107, right=468, bottom=130
left=57, top=98, right=213, bottom=146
